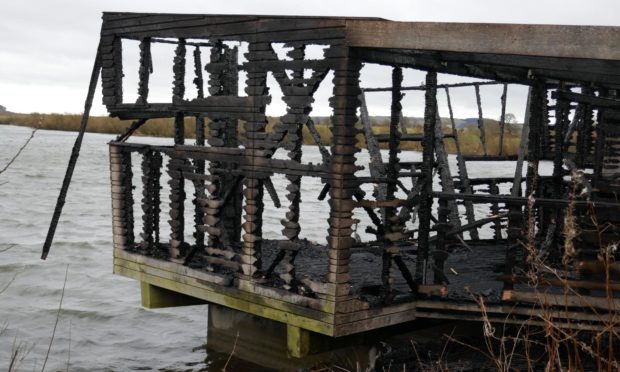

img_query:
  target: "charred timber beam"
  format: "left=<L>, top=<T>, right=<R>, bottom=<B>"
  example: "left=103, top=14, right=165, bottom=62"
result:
left=42, top=44, right=103, bottom=259
left=498, top=274, right=620, bottom=292
left=362, top=80, right=500, bottom=92
left=432, top=192, right=620, bottom=209
left=462, top=154, right=520, bottom=161
left=116, top=118, right=148, bottom=142
left=101, top=15, right=347, bottom=43
left=374, top=133, right=454, bottom=142
left=152, top=37, right=213, bottom=47
left=353, top=48, right=531, bottom=84
left=428, top=212, right=508, bottom=243
left=306, top=118, right=331, bottom=165
left=554, top=90, right=620, bottom=109
left=420, top=49, right=620, bottom=87
left=455, top=177, right=518, bottom=187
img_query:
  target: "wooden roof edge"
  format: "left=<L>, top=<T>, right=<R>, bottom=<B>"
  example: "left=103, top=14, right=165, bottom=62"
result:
left=98, top=12, right=620, bottom=61
left=100, top=11, right=386, bottom=21
left=344, top=19, right=620, bottom=61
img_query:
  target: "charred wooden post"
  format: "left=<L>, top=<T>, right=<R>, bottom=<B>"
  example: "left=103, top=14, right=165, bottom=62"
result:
left=552, top=85, right=569, bottom=200
left=203, top=44, right=226, bottom=263
left=210, top=42, right=242, bottom=243
left=110, top=146, right=134, bottom=250
left=358, top=90, right=388, bottom=205
left=168, top=40, right=187, bottom=260
left=434, top=106, right=461, bottom=234
left=444, top=87, right=478, bottom=239
left=136, top=38, right=152, bottom=105
left=240, top=41, right=270, bottom=281
left=512, top=88, right=532, bottom=198
left=434, top=197, right=450, bottom=285
left=489, top=179, right=502, bottom=240
left=201, top=41, right=242, bottom=273
left=172, top=39, right=186, bottom=103
left=139, top=150, right=162, bottom=253
left=548, top=83, right=570, bottom=251
left=416, top=70, right=438, bottom=285
left=167, top=155, right=187, bottom=260
left=192, top=47, right=206, bottom=251
left=273, top=43, right=325, bottom=290
left=100, top=36, right=120, bottom=106
left=280, top=44, right=307, bottom=243
left=378, top=66, right=404, bottom=298
left=325, top=44, right=361, bottom=296
left=498, top=83, right=508, bottom=156
left=576, top=86, right=595, bottom=168
left=193, top=46, right=205, bottom=99
left=474, top=83, right=488, bottom=156
left=504, top=202, right=524, bottom=291
left=525, top=82, right=545, bottom=199
left=101, top=36, right=124, bottom=106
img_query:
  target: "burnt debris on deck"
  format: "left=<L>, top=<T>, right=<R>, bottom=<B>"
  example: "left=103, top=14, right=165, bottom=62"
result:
left=45, top=12, right=620, bottom=354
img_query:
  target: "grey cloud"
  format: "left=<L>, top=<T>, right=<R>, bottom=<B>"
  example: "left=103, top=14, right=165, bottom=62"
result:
left=0, top=0, right=618, bottom=116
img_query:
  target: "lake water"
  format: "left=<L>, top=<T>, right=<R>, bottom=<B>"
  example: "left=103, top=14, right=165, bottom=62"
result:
left=0, top=124, right=549, bottom=371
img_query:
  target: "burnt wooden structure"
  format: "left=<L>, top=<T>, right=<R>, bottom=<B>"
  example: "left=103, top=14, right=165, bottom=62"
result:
left=45, top=13, right=620, bottom=357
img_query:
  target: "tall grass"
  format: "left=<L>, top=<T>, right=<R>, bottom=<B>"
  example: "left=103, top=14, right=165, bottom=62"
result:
left=0, top=113, right=522, bottom=156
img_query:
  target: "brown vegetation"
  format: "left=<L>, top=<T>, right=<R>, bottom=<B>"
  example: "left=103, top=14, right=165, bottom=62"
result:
left=0, top=112, right=522, bottom=156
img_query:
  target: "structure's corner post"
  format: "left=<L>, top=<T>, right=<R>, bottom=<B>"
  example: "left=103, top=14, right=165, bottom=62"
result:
left=325, top=44, right=361, bottom=302
left=286, top=324, right=311, bottom=358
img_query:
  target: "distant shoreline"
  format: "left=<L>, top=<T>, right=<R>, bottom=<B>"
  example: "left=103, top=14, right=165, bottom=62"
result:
left=0, top=112, right=521, bottom=156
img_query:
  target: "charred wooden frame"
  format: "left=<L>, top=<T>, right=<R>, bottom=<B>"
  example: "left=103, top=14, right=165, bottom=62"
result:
left=85, top=13, right=620, bottom=346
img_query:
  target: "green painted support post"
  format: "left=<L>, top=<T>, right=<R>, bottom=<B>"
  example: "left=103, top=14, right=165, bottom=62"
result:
left=287, top=324, right=311, bottom=358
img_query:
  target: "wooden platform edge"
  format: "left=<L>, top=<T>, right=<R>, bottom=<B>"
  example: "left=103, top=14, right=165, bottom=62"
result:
left=113, top=249, right=426, bottom=337
left=114, top=262, right=335, bottom=336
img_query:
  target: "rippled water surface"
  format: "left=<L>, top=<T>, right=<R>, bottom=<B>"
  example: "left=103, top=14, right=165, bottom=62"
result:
left=0, top=124, right=548, bottom=371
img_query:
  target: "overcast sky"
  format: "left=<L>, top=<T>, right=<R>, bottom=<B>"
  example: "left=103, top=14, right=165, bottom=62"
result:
left=1, top=0, right=619, bottom=121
